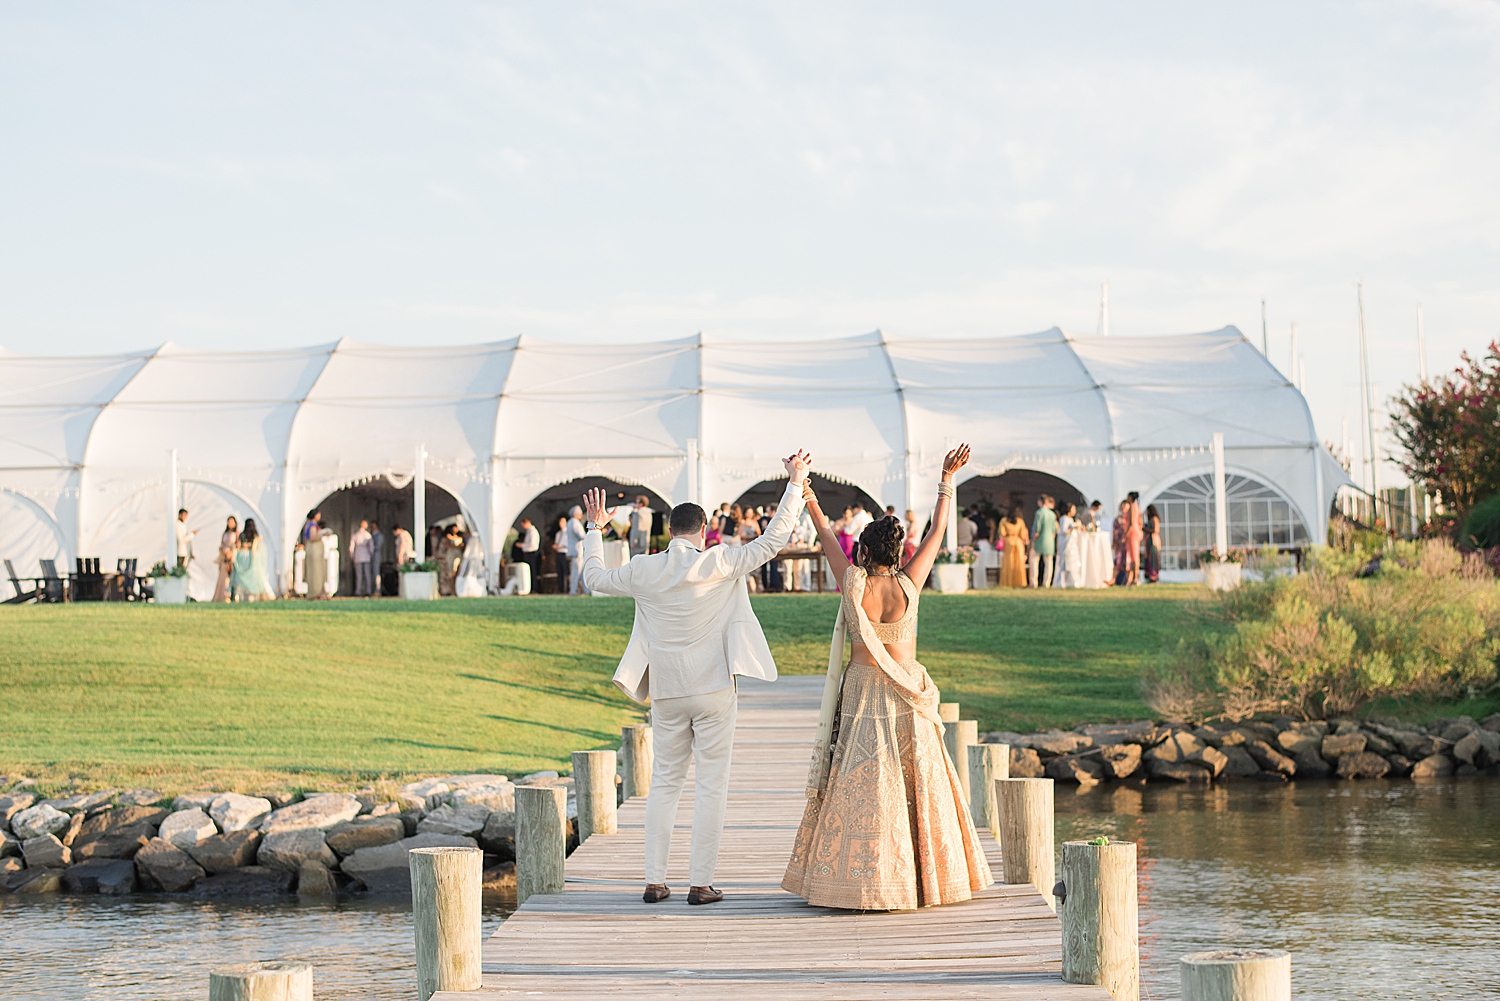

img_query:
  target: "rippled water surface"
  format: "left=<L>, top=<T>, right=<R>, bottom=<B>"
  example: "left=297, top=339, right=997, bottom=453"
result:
left=1057, top=777, right=1500, bottom=1000
left=7, top=778, right=1497, bottom=1000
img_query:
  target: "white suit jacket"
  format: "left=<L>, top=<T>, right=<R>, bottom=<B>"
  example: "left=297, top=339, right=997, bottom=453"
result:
left=581, top=481, right=806, bottom=703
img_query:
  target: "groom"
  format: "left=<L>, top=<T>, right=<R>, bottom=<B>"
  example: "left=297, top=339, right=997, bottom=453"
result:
left=580, top=449, right=813, bottom=905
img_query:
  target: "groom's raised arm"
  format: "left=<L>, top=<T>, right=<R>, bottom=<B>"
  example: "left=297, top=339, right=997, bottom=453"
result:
left=580, top=527, right=636, bottom=596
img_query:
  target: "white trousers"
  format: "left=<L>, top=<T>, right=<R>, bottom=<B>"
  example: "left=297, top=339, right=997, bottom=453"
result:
left=644, top=684, right=737, bottom=886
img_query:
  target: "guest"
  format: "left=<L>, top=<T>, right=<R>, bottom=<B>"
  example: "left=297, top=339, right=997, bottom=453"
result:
left=551, top=516, right=571, bottom=594
left=175, top=508, right=197, bottom=569
left=969, top=503, right=991, bottom=544
left=1112, top=501, right=1130, bottom=586
left=350, top=519, right=375, bottom=597
left=437, top=526, right=463, bottom=595
left=456, top=531, right=488, bottom=597
left=231, top=518, right=275, bottom=601
left=427, top=525, right=444, bottom=567
left=1055, top=503, right=1082, bottom=587
left=760, top=503, right=784, bottom=592
left=956, top=505, right=977, bottom=548
left=628, top=496, right=653, bottom=557
left=212, top=516, right=239, bottom=602
left=1125, top=491, right=1144, bottom=586
left=1030, top=495, right=1057, bottom=588
left=370, top=520, right=385, bottom=567
left=1085, top=499, right=1103, bottom=529
left=999, top=506, right=1028, bottom=587
left=903, top=509, right=919, bottom=564
left=566, top=505, right=587, bottom=594
left=302, top=509, right=326, bottom=600
left=1144, top=504, right=1162, bottom=583
left=835, top=508, right=857, bottom=562
left=393, top=522, right=414, bottom=565
left=516, top=517, right=541, bottom=587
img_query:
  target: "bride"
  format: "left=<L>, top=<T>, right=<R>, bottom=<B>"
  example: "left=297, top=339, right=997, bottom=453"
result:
left=782, top=444, right=993, bottom=910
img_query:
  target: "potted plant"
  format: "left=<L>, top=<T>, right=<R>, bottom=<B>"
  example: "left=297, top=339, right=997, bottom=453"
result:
left=1198, top=548, right=1245, bottom=591
left=932, top=547, right=974, bottom=593
left=398, top=559, right=440, bottom=600
left=147, top=560, right=190, bottom=604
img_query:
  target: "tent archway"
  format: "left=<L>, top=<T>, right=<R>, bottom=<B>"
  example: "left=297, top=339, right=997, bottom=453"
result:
left=956, top=469, right=1087, bottom=533
left=508, top=477, right=671, bottom=593
left=1144, top=467, right=1310, bottom=572
left=732, top=473, right=882, bottom=524
left=311, top=477, right=466, bottom=595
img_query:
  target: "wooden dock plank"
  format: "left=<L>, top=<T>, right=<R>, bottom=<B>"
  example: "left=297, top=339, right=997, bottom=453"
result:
left=437, top=676, right=1111, bottom=1001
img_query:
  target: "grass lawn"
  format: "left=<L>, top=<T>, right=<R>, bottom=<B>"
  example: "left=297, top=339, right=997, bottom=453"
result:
left=5, top=586, right=1492, bottom=798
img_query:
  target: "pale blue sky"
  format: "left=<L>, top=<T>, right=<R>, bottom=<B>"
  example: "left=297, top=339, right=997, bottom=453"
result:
left=2, top=2, right=1497, bottom=473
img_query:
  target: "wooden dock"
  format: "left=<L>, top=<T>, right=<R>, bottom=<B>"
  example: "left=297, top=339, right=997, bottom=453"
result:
left=438, top=676, right=1112, bottom=1000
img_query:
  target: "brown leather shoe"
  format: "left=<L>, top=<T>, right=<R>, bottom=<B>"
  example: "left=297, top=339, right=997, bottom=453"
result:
left=687, top=885, right=723, bottom=905
left=643, top=884, right=671, bottom=903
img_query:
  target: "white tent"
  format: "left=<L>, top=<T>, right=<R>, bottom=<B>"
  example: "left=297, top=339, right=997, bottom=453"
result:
left=0, top=326, right=1351, bottom=597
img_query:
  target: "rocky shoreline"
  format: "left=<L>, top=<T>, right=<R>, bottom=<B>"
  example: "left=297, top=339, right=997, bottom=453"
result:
left=983, top=712, right=1500, bottom=786
left=0, top=773, right=584, bottom=900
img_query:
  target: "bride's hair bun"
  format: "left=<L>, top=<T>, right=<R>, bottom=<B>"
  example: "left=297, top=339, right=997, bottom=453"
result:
left=859, top=516, right=905, bottom=571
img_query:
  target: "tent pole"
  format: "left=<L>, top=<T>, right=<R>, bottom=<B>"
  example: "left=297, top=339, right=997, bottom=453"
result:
left=1212, top=433, right=1227, bottom=558
left=415, top=444, right=427, bottom=563
left=686, top=438, right=699, bottom=506
left=167, top=448, right=179, bottom=567
left=1262, top=299, right=1269, bottom=356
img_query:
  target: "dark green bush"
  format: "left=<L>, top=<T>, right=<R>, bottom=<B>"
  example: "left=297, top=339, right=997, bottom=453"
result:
left=1460, top=494, right=1500, bottom=550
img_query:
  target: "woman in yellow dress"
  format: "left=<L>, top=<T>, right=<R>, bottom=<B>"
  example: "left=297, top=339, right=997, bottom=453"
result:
left=998, top=506, right=1029, bottom=587
left=782, top=443, right=992, bottom=911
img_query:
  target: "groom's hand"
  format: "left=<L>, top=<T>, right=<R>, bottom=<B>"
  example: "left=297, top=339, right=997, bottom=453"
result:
left=583, top=488, right=612, bottom=528
left=782, top=449, right=813, bottom=486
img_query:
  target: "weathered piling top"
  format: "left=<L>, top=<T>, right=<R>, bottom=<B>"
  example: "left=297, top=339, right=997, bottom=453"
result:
left=437, top=676, right=1111, bottom=1001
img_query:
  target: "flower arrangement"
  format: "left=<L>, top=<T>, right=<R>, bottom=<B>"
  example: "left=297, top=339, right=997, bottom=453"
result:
left=147, top=560, right=188, bottom=579
left=934, top=546, right=977, bottom=565
left=1197, top=547, right=1253, bottom=565
left=399, top=559, right=440, bottom=573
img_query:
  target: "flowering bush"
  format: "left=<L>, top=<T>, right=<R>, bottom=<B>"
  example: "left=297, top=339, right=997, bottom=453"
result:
left=1391, top=340, right=1500, bottom=519
left=1144, top=539, right=1500, bottom=722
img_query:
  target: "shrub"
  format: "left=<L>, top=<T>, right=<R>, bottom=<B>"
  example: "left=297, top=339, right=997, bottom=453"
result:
left=1460, top=495, right=1500, bottom=550
left=1143, top=539, right=1500, bottom=722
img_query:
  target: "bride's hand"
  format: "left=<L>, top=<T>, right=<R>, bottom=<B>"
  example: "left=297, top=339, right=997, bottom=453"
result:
left=941, top=443, right=970, bottom=479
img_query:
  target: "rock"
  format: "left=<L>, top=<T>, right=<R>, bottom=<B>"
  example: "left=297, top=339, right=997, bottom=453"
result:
left=1077, top=721, right=1158, bottom=746
left=398, top=810, right=422, bottom=837
left=191, top=865, right=295, bottom=898
left=1394, top=732, right=1437, bottom=759
left=1099, top=743, right=1142, bottom=779
left=1276, top=730, right=1321, bottom=756
left=0, top=831, right=18, bottom=857
left=517, top=771, right=560, bottom=785
left=1027, top=730, right=1094, bottom=756
left=63, top=858, right=137, bottom=894
left=116, top=788, right=165, bottom=807
left=261, top=794, right=361, bottom=832
left=158, top=809, right=218, bottom=848
left=1232, top=721, right=1281, bottom=744
left=1245, top=740, right=1297, bottom=776
left=983, top=731, right=1030, bottom=747
left=418, top=802, right=491, bottom=838
left=1008, top=747, right=1045, bottom=778
left=134, top=837, right=205, bottom=891
left=1217, top=730, right=1248, bottom=747
left=368, top=802, right=401, bottom=818
left=251, top=792, right=297, bottom=810
left=450, top=781, right=516, bottom=813
left=1385, top=754, right=1413, bottom=776
left=1337, top=752, right=1391, bottom=779
left=1481, top=713, right=1500, bottom=733
left=1292, top=748, right=1332, bottom=778
left=1457, top=763, right=1480, bottom=776
left=443, top=773, right=510, bottom=789
left=185, top=829, right=262, bottom=873
left=1321, top=733, right=1367, bottom=759
left=296, top=859, right=337, bottom=896
left=1191, top=724, right=1235, bottom=747
left=22, top=834, right=71, bottom=868
left=1149, top=761, right=1212, bottom=783
left=479, top=811, right=516, bottom=859
left=1045, top=754, right=1104, bottom=787
left=1331, top=719, right=1362, bottom=735
left=1360, top=731, right=1396, bottom=755
left=341, top=833, right=479, bottom=893
left=0, top=792, right=37, bottom=830
left=0, top=856, right=23, bottom=874
left=1440, top=721, right=1476, bottom=742
left=59, top=812, right=85, bottom=846
left=326, top=816, right=406, bottom=857
left=257, top=829, right=336, bottom=872
left=209, top=794, right=272, bottom=833
left=71, top=807, right=168, bottom=860
left=1411, top=753, right=1454, bottom=778
left=1189, top=745, right=1229, bottom=777
left=1453, top=728, right=1500, bottom=767
left=172, top=792, right=217, bottom=812
left=1145, top=731, right=1205, bottom=765
left=481, top=861, right=516, bottom=897
left=1219, top=745, right=1262, bottom=778
left=10, top=867, right=62, bottom=893
left=397, top=778, right=452, bottom=811
left=11, top=803, right=72, bottom=840
left=41, top=790, right=117, bottom=815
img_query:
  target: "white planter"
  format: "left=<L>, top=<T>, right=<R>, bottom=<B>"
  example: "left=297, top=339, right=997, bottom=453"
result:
left=1204, top=562, right=1243, bottom=592
left=400, top=571, right=438, bottom=600
left=151, top=576, right=189, bottom=604
left=933, top=564, right=970, bottom=594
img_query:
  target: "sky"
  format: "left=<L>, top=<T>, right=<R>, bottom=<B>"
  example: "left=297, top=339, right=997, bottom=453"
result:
left=2, top=2, right=1497, bottom=483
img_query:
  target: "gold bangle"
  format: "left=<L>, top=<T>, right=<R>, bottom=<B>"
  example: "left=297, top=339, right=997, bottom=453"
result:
left=936, top=482, right=955, bottom=498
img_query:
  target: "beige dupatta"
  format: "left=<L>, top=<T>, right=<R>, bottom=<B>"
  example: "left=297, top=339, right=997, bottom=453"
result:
left=804, top=567, right=945, bottom=801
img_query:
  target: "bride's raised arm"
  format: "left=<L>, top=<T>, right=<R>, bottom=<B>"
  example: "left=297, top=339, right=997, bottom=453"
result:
left=902, top=443, right=970, bottom=589
left=801, top=485, right=851, bottom=587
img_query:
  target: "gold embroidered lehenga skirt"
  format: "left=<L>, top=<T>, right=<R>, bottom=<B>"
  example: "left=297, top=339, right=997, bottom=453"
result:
left=782, top=660, right=993, bottom=910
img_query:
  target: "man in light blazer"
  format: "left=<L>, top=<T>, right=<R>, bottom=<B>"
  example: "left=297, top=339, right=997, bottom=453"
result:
left=580, top=449, right=812, bottom=906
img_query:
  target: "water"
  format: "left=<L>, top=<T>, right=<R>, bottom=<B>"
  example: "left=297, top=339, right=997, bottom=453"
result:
left=1057, top=777, right=1500, bottom=1000
left=6, top=780, right=1497, bottom=999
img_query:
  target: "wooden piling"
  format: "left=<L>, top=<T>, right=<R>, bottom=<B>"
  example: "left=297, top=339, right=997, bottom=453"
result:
left=409, top=845, right=483, bottom=1001
left=208, top=961, right=312, bottom=1001
left=620, top=725, right=653, bottom=800
left=995, top=777, right=1055, bottom=909
left=1181, top=950, right=1291, bottom=1001
left=515, top=784, right=567, bottom=905
left=944, top=720, right=979, bottom=802
left=1060, top=839, right=1139, bottom=1001
left=938, top=701, right=960, bottom=723
left=967, top=742, right=1010, bottom=833
left=572, top=749, right=618, bottom=842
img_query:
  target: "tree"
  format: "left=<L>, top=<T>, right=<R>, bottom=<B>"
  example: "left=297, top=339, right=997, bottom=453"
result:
left=1390, top=340, right=1500, bottom=519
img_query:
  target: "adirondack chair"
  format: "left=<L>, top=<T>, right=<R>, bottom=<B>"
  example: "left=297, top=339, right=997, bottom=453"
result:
left=4, top=559, right=40, bottom=604
left=71, top=557, right=105, bottom=602
left=116, top=558, right=141, bottom=601
left=37, top=559, right=67, bottom=602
